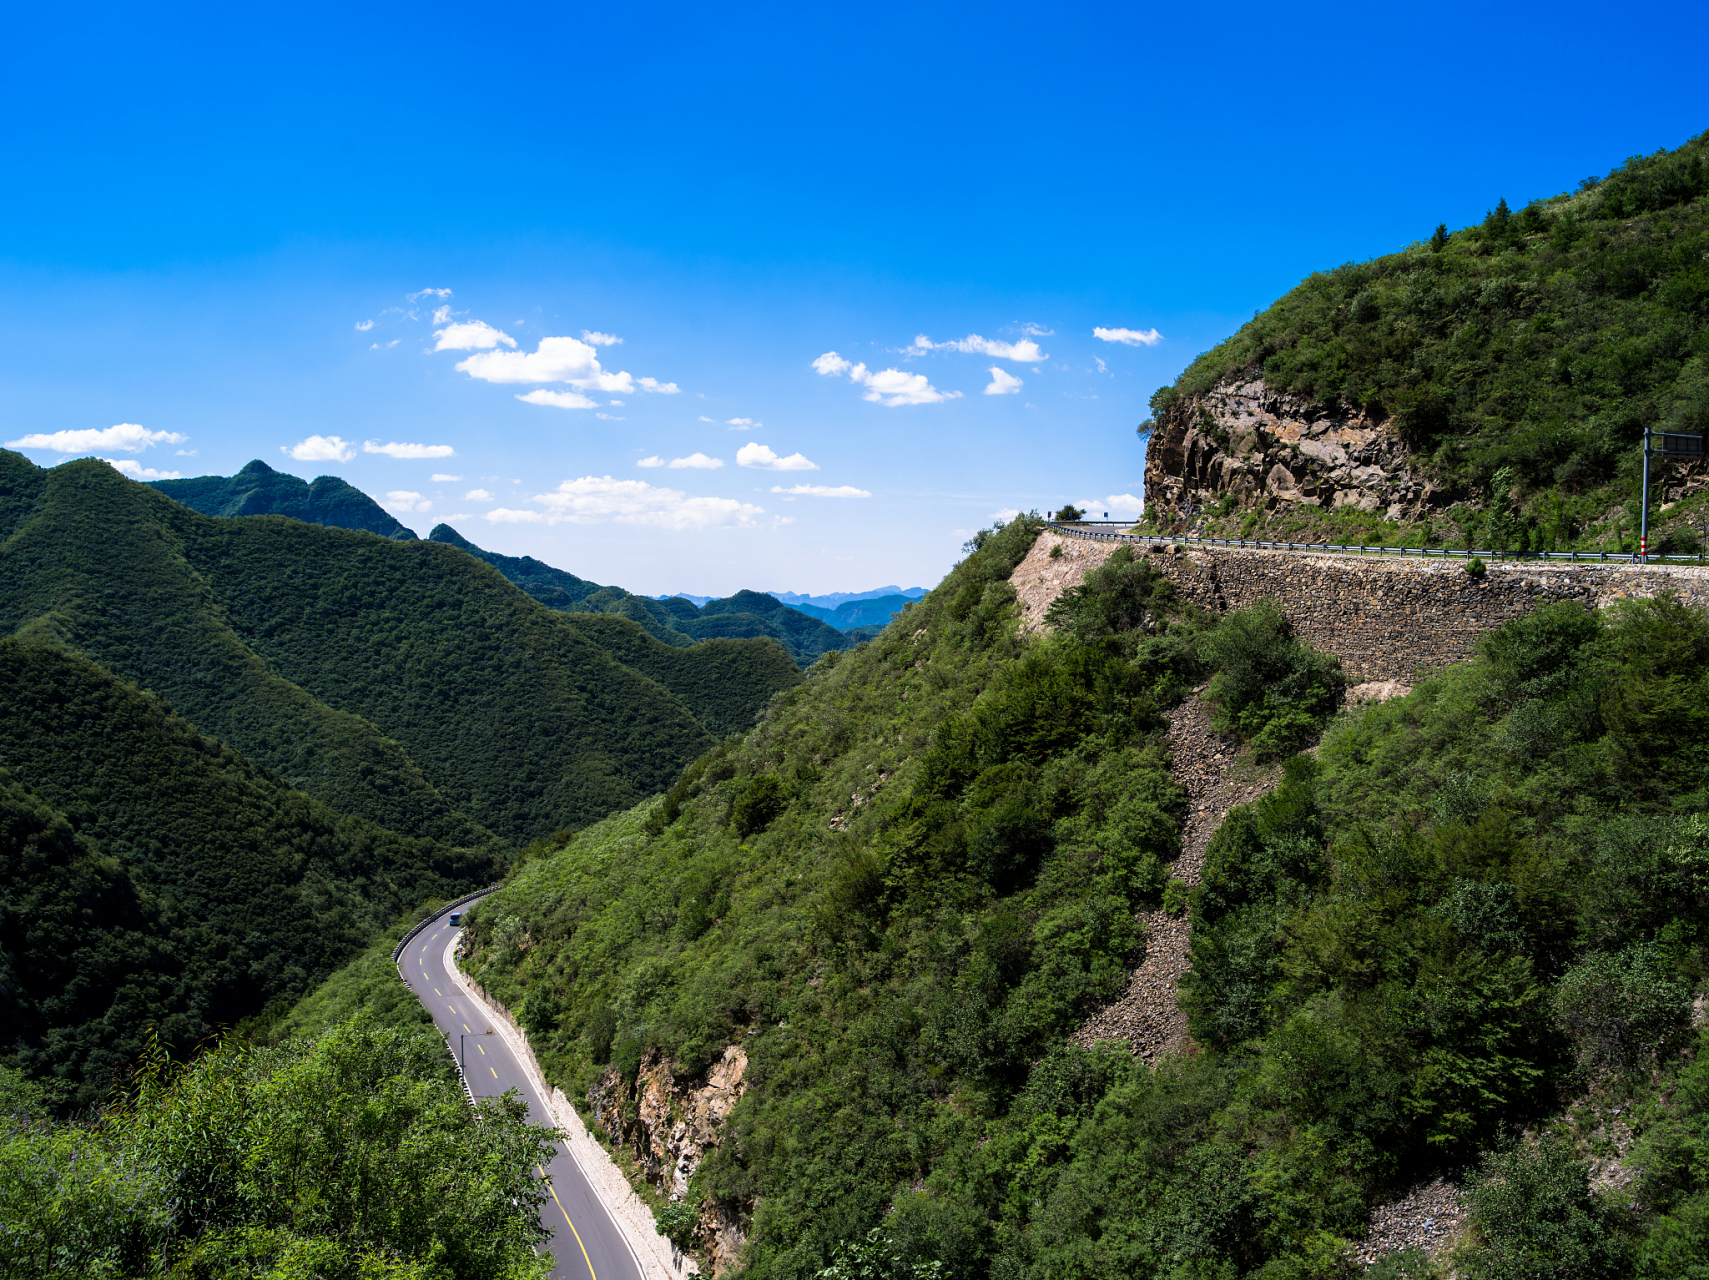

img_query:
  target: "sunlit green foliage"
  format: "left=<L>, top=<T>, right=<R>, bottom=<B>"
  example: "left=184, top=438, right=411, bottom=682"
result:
left=0, top=1017, right=554, bottom=1279
left=151, top=458, right=416, bottom=539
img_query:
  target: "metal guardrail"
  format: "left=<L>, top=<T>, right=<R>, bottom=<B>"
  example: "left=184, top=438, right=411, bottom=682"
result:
left=1047, top=522, right=1707, bottom=566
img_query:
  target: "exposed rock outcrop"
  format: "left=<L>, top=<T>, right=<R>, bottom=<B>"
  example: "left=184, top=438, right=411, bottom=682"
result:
left=1144, top=374, right=1449, bottom=523
left=589, top=1046, right=750, bottom=1275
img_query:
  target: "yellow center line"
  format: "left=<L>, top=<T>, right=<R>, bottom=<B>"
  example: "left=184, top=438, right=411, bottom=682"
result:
left=538, top=1164, right=598, bottom=1280
left=461, top=1023, right=470, bottom=1032
left=478, top=1044, right=486, bottom=1055
left=434, top=988, right=442, bottom=996
left=490, top=1067, right=498, bottom=1078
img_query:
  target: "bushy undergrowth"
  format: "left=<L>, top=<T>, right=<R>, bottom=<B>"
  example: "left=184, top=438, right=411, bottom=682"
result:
left=0, top=1017, right=554, bottom=1279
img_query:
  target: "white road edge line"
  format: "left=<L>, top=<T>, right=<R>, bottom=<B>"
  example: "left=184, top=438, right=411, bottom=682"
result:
left=439, top=931, right=682, bottom=1280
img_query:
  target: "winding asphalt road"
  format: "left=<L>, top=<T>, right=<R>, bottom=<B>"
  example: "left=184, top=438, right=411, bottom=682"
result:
left=400, top=913, right=643, bottom=1280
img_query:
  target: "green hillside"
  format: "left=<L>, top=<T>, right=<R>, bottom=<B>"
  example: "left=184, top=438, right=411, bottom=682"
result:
left=152, top=458, right=416, bottom=539
left=1149, top=129, right=1709, bottom=551
left=688, top=588, right=851, bottom=665
left=427, top=516, right=1709, bottom=1278
left=0, top=641, right=499, bottom=1111
left=0, top=454, right=800, bottom=843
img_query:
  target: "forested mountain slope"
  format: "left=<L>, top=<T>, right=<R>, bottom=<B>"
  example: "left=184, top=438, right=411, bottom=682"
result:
left=0, top=641, right=499, bottom=1111
left=1144, top=129, right=1709, bottom=555
left=0, top=453, right=793, bottom=842
left=431, top=515, right=1709, bottom=1278
left=151, top=458, right=416, bottom=539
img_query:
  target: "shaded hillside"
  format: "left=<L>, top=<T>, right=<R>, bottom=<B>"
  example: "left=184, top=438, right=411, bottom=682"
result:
left=788, top=593, right=917, bottom=631
left=1143, top=129, right=1709, bottom=554
left=0, top=641, right=498, bottom=1110
left=152, top=458, right=416, bottom=539
left=0, top=454, right=753, bottom=843
left=430, top=524, right=852, bottom=666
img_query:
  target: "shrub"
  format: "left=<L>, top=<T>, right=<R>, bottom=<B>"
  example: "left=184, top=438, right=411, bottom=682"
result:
left=1467, top=555, right=1488, bottom=578
left=1054, top=504, right=1085, bottom=522
left=1199, top=599, right=1345, bottom=760
left=1552, top=945, right=1691, bottom=1078
left=1463, top=1136, right=1627, bottom=1280
left=730, top=773, right=788, bottom=837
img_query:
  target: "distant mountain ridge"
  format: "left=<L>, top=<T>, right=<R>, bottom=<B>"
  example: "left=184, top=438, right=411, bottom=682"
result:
left=150, top=459, right=416, bottom=540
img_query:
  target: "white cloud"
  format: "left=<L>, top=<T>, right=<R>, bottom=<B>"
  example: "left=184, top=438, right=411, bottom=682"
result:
left=355, top=319, right=374, bottom=332
left=434, top=320, right=516, bottom=352
left=582, top=330, right=623, bottom=346
left=769, top=484, right=871, bottom=498
left=1021, top=323, right=1055, bottom=337
left=408, top=287, right=452, bottom=300
left=364, top=440, right=456, bottom=459
left=7, top=423, right=187, bottom=454
left=668, top=453, right=724, bottom=469
left=440, top=512, right=472, bottom=522
left=516, top=389, right=599, bottom=410
left=984, top=367, right=1023, bottom=396
left=484, top=507, right=544, bottom=523
left=990, top=507, right=1022, bottom=523
left=913, top=333, right=1048, bottom=362
left=1093, top=327, right=1163, bottom=347
left=101, top=458, right=183, bottom=480
left=595, top=413, right=625, bottom=421
left=523, top=476, right=765, bottom=530
left=282, top=435, right=356, bottom=463
left=454, top=335, right=636, bottom=393
left=431, top=473, right=462, bottom=482
left=737, top=442, right=818, bottom=471
left=697, top=415, right=717, bottom=423
left=464, top=488, right=493, bottom=500
left=383, top=490, right=432, bottom=513
left=637, top=377, right=681, bottom=394
left=1072, top=493, right=1145, bottom=516
left=1095, top=357, right=1109, bottom=374
left=608, top=399, right=625, bottom=407
left=637, top=456, right=665, bottom=468
left=725, top=417, right=760, bottom=430
left=812, top=353, right=960, bottom=407
left=372, top=339, right=400, bottom=349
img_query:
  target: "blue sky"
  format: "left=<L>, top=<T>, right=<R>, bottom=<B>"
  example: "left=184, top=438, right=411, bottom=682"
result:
left=2, top=1, right=1704, bottom=596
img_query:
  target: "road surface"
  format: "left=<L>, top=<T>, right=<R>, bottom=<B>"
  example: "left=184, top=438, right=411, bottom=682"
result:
left=400, top=913, right=643, bottom=1280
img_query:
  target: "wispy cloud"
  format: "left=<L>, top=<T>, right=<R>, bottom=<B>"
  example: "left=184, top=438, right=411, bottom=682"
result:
left=769, top=484, right=871, bottom=498
left=725, top=417, right=760, bottom=430
left=383, top=490, right=432, bottom=514
left=282, top=435, right=356, bottom=463
left=582, top=330, right=623, bottom=346
left=7, top=423, right=187, bottom=453
left=355, top=319, right=374, bottom=332
left=503, top=476, right=765, bottom=530
left=516, top=389, right=600, bottom=410
left=431, top=473, right=462, bottom=482
left=102, top=458, right=183, bottom=480
left=912, top=333, right=1048, bottom=362
left=1021, top=323, right=1054, bottom=337
left=434, top=320, right=516, bottom=351
left=812, top=352, right=960, bottom=407
left=364, top=440, right=455, bottom=459
left=637, top=376, right=681, bottom=394
left=984, top=367, right=1023, bottom=396
left=1093, top=327, right=1162, bottom=347
left=407, top=287, right=452, bottom=301
left=737, top=442, right=817, bottom=471
left=668, top=453, right=723, bottom=469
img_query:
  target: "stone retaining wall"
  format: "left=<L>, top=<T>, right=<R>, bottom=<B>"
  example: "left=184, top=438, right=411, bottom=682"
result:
left=1014, top=530, right=1709, bottom=682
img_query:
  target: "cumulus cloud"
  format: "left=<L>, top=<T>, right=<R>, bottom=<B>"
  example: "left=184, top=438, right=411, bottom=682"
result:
left=434, top=320, right=516, bottom=351
left=102, top=458, right=183, bottom=480
left=725, top=417, right=759, bottom=430
left=516, top=389, right=600, bottom=410
left=7, top=423, right=187, bottom=454
left=582, top=331, right=623, bottom=346
left=483, top=507, right=543, bottom=523
left=364, top=440, right=456, bottom=459
left=383, top=491, right=432, bottom=513
left=737, top=442, right=818, bottom=471
left=637, top=377, right=681, bottom=394
left=455, top=335, right=635, bottom=393
left=408, top=287, right=452, bottom=300
left=519, top=476, right=765, bottom=530
left=1072, top=493, right=1145, bottom=517
left=769, top=484, right=871, bottom=498
left=355, top=319, right=374, bottom=332
left=431, top=473, right=462, bottom=482
left=984, top=367, right=1023, bottom=396
left=637, top=456, right=665, bottom=468
left=913, top=333, right=1047, bottom=362
left=281, top=435, right=357, bottom=462
left=812, top=352, right=959, bottom=407
left=464, top=488, right=493, bottom=500
left=1093, top=327, right=1162, bottom=347
left=668, top=453, right=723, bottom=469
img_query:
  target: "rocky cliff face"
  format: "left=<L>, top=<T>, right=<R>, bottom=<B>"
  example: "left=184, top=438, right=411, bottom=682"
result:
left=1144, top=374, right=1451, bottom=524
left=589, top=1045, right=749, bottom=1275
